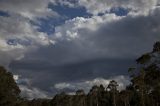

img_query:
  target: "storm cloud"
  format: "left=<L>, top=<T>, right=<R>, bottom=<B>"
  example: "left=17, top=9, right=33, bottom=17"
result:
left=0, top=0, right=160, bottom=98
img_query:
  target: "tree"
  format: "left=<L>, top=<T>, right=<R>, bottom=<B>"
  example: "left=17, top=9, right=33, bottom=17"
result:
left=129, top=41, right=160, bottom=106
left=128, top=48, right=152, bottom=106
left=107, top=80, right=119, bottom=106
left=153, top=42, right=160, bottom=52
left=88, top=85, right=99, bottom=106
left=0, top=66, right=21, bottom=106
left=119, top=90, right=132, bottom=106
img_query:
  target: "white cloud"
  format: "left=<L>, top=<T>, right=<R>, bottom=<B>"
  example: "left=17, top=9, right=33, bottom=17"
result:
left=0, top=14, right=55, bottom=67
left=54, top=0, right=78, bottom=8
left=1, top=0, right=160, bottom=99
left=1, top=0, right=159, bottom=67
left=78, top=0, right=159, bottom=15
left=13, top=75, right=49, bottom=99
left=54, top=75, right=130, bottom=92
left=0, top=0, right=59, bottom=67
left=0, top=15, right=53, bottom=47
left=19, top=85, right=49, bottom=99
left=54, top=83, right=74, bottom=90
left=54, top=14, right=122, bottom=40
left=0, top=0, right=58, bottom=20
left=13, top=75, right=19, bottom=82
left=53, top=9, right=160, bottom=60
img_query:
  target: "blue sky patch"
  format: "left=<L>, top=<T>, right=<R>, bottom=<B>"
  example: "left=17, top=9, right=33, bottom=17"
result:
left=31, top=17, right=67, bottom=35
left=32, top=3, right=92, bottom=35
left=0, top=11, right=10, bottom=17
left=7, top=38, right=31, bottom=46
left=110, top=7, right=129, bottom=16
left=98, top=7, right=129, bottom=16
left=48, top=3, right=92, bottom=19
left=32, top=3, right=128, bottom=36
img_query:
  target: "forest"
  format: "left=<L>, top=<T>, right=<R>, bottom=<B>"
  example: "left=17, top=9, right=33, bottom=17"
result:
left=0, top=42, right=160, bottom=106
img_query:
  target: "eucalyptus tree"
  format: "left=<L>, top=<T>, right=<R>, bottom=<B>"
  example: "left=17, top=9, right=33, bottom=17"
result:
left=107, top=80, right=119, bottom=106
left=0, top=66, right=21, bottom=106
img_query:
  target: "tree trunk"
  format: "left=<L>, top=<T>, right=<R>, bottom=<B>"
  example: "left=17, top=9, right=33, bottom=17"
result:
left=141, top=90, right=145, bottom=106
left=157, top=102, right=159, bottom=106
left=124, top=101, right=127, bottom=106
left=113, top=91, right=116, bottom=106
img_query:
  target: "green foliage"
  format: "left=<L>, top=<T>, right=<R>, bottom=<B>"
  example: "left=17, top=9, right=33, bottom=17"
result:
left=136, top=53, right=151, bottom=64
left=153, top=41, right=160, bottom=52
left=0, top=66, right=20, bottom=106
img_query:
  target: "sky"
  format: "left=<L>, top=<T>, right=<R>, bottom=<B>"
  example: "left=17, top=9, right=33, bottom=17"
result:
left=0, top=0, right=160, bottom=99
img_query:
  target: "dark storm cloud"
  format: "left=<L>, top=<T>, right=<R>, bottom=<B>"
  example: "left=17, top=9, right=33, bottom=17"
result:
left=1, top=0, right=160, bottom=98
left=9, top=8, right=160, bottom=94
left=10, top=57, right=133, bottom=92
left=90, top=14, right=160, bottom=56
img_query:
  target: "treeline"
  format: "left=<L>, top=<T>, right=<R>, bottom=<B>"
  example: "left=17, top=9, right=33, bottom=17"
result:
left=0, top=42, right=160, bottom=106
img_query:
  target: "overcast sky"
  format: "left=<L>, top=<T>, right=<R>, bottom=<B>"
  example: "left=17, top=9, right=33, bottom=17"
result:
left=0, top=0, right=160, bottom=99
